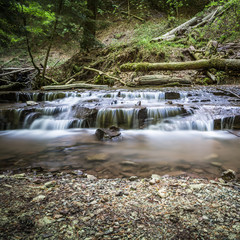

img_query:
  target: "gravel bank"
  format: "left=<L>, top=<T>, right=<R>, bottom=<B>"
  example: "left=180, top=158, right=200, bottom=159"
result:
left=0, top=171, right=240, bottom=240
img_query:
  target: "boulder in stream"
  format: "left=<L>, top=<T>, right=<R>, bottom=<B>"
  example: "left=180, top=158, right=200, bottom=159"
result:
left=95, top=126, right=121, bottom=141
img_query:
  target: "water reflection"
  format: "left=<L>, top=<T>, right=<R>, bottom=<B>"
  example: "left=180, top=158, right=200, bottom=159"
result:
left=0, top=129, right=239, bottom=179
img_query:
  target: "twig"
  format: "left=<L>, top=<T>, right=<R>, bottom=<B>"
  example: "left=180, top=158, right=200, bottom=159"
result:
left=0, top=68, right=35, bottom=77
left=83, top=66, right=126, bottom=85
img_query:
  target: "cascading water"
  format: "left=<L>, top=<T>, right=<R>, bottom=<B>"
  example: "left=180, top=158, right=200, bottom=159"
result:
left=0, top=88, right=240, bottom=178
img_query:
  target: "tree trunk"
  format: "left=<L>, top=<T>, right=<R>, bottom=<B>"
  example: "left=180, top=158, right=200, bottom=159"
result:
left=120, top=59, right=240, bottom=72
left=42, top=0, right=63, bottom=83
left=137, top=75, right=192, bottom=85
left=41, top=83, right=108, bottom=90
left=81, top=0, right=98, bottom=50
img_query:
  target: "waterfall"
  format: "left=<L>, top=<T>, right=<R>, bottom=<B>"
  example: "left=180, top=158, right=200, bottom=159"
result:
left=96, top=108, right=140, bottom=129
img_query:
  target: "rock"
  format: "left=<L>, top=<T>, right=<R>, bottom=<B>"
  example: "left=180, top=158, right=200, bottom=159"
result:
left=204, top=153, right=219, bottom=161
left=165, top=92, right=180, bottom=100
left=151, top=174, right=161, bottom=183
left=72, top=201, right=84, bottom=208
left=26, top=101, right=38, bottom=106
left=12, top=173, right=26, bottom=179
left=87, top=174, right=97, bottom=181
left=38, top=216, right=55, bottom=226
left=149, top=179, right=156, bottom=185
left=71, top=170, right=84, bottom=176
left=86, top=153, right=109, bottom=162
left=221, top=169, right=236, bottom=181
left=158, top=188, right=168, bottom=198
left=129, top=176, right=138, bottom=181
left=130, top=185, right=137, bottom=190
left=120, top=161, right=137, bottom=166
left=32, top=195, right=46, bottom=202
left=189, top=183, right=205, bottom=191
left=210, top=161, right=222, bottom=167
left=44, top=180, right=56, bottom=188
left=115, top=190, right=124, bottom=196
left=95, top=126, right=121, bottom=141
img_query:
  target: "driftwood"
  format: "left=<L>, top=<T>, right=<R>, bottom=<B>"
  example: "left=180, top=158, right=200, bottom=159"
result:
left=84, top=66, right=126, bottom=85
left=120, top=59, right=240, bottom=72
left=137, top=75, right=192, bottom=85
left=41, top=83, right=108, bottom=91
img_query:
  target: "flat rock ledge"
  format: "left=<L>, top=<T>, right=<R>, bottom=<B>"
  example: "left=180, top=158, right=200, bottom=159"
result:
left=0, top=172, right=240, bottom=240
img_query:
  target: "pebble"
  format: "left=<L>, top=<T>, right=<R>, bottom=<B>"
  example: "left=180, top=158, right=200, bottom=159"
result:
left=221, top=169, right=236, bottom=181
left=44, top=180, right=56, bottom=188
left=210, top=161, right=222, bottom=167
left=32, top=195, right=46, bottom=202
left=149, top=179, right=156, bottom=185
left=26, top=101, right=38, bottom=106
left=129, top=176, right=138, bottom=181
left=115, top=190, right=124, bottom=196
left=151, top=174, right=161, bottom=182
left=86, top=153, right=109, bottom=162
left=87, top=174, right=97, bottom=181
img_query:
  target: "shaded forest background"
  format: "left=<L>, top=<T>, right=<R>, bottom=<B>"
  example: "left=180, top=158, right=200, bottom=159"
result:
left=0, top=0, right=239, bottom=88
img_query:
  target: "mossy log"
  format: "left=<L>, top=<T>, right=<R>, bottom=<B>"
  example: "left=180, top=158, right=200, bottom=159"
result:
left=0, top=82, right=23, bottom=91
left=41, top=83, right=108, bottom=90
left=138, top=75, right=192, bottom=85
left=120, top=59, right=240, bottom=72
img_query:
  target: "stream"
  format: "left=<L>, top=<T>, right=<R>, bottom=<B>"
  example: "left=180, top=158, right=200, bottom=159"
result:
left=0, top=86, right=240, bottom=179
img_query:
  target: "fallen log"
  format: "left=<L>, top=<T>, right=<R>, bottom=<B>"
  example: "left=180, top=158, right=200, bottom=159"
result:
left=0, top=82, right=24, bottom=91
left=137, top=75, right=192, bottom=85
left=120, top=59, right=240, bottom=72
left=151, top=16, right=198, bottom=42
left=0, top=68, right=35, bottom=77
left=41, top=83, right=108, bottom=91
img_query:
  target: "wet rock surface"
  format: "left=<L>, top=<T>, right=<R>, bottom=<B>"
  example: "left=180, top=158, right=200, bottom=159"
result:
left=0, top=171, right=239, bottom=240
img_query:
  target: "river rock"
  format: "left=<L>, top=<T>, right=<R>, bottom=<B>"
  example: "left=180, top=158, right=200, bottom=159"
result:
left=129, top=176, right=138, bottom=181
left=32, top=195, right=46, bottom=202
left=26, top=101, right=38, bottom=106
left=210, top=161, right=222, bottom=167
left=86, top=153, right=109, bottom=162
left=221, top=169, right=236, bottom=181
left=95, top=126, right=121, bottom=141
left=165, top=92, right=180, bottom=100
left=87, top=174, right=97, bottom=181
left=44, top=180, right=56, bottom=188
left=151, top=174, right=161, bottom=182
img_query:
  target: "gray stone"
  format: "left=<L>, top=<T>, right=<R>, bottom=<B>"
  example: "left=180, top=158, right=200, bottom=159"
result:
left=26, top=101, right=38, bottom=106
left=129, top=176, right=138, bottom=181
left=210, top=161, right=222, bottom=167
left=221, top=169, right=236, bottom=181
left=115, top=190, right=124, bottom=196
left=87, top=174, right=97, bottom=181
left=86, top=153, right=109, bottom=162
left=32, top=195, right=46, bottom=202
left=44, top=180, right=56, bottom=188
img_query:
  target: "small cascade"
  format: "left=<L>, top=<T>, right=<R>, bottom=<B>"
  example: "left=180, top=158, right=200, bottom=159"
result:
left=146, top=107, right=186, bottom=124
left=30, top=117, right=85, bottom=130
left=149, top=119, right=214, bottom=131
left=96, top=108, right=140, bottom=129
